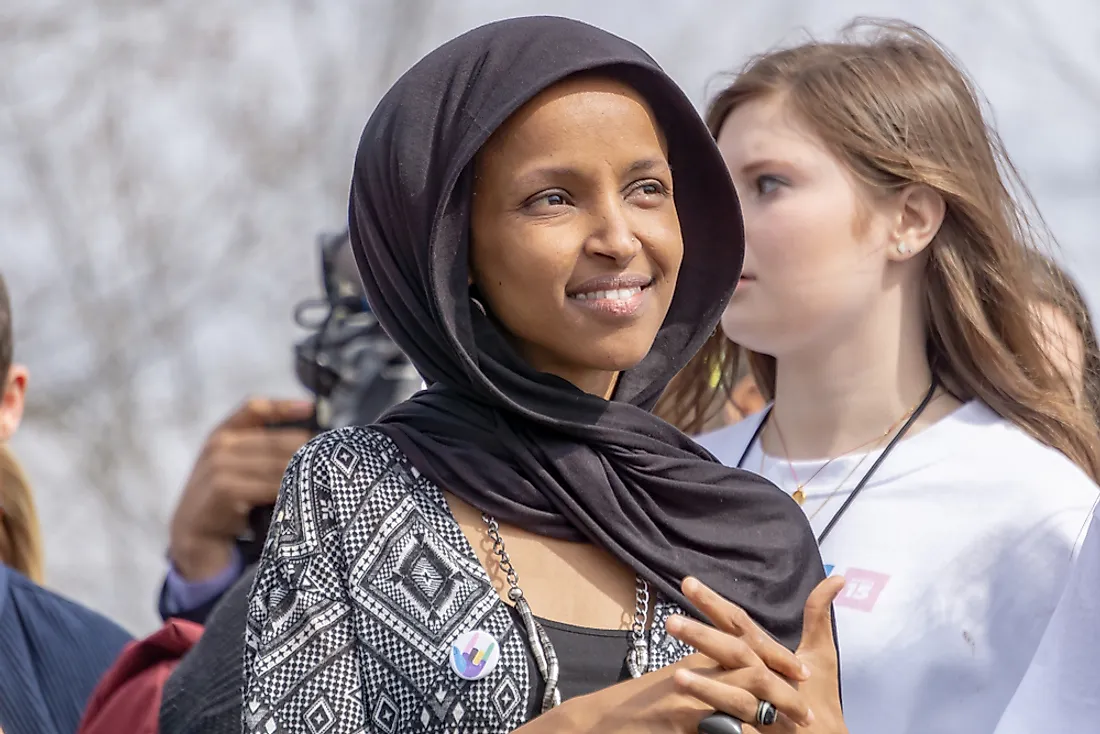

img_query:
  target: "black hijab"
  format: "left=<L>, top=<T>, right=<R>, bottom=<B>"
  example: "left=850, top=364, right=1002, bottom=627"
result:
left=350, top=15, right=824, bottom=649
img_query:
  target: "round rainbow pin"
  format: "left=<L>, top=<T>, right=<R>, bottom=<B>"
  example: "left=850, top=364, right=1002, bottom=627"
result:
left=450, top=629, right=501, bottom=681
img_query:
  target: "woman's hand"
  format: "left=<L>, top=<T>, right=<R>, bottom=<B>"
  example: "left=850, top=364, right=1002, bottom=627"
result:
left=669, top=575, right=848, bottom=733
left=525, top=576, right=846, bottom=734
left=530, top=652, right=798, bottom=734
left=788, top=576, right=847, bottom=734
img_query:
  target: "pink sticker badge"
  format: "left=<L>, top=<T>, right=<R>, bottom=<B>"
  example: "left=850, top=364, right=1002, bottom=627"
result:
left=834, top=568, right=890, bottom=612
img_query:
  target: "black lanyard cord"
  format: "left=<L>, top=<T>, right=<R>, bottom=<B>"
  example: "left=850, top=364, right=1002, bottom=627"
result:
left=736, top=379, right=939, bottom=544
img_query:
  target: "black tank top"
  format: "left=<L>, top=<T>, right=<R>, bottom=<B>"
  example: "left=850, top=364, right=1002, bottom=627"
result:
left=506, top=606, right=632, bottom=718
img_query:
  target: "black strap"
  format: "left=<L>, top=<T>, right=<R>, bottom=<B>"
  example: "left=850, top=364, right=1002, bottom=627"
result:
left=736, top=380, right=939, bottom=544
left=735, top=409, right=771, bottom=471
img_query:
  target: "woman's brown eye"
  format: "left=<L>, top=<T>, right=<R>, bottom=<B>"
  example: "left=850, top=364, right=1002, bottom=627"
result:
left=629, top=181, right=668, bottom=201
left=523, top=190, right=572, bottom=213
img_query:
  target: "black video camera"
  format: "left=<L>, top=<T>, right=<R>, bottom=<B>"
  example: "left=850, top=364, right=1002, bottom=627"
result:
left=289, top=230, right=421, bottom=432
left=241, top=230, right=421, bottom=561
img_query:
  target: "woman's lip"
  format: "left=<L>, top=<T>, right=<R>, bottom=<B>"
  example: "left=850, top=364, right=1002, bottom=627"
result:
left=566, top=273, right=654, bottom=297
left=567, top=286, right=648, bottom=319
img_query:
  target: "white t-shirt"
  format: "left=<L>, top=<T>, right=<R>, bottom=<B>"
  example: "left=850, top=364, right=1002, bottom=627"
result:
left=992, top=506, right=1100, bottom=732
left=698, top=401, right=1099, bottom=734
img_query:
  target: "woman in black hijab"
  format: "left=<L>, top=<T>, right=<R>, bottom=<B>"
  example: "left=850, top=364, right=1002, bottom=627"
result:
left=244, top=15, right=844, bottom=733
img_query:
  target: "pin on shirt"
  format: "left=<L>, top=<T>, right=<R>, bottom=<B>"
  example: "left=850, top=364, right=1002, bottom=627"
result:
left=450, top=629, right=501, bottom=681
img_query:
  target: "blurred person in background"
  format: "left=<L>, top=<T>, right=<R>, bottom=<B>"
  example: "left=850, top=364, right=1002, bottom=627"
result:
left=0, top=445, right=44, bottom=584
left=158, top=230, right=420, bottom=626
left=0, top=270, right=39, bottom=584
left=159, top=396, right=314, bottom=624
left=129, top=231, right=419, bottom=734
left=0, top=271, right=132, bottom=734
left=657, top=345, right=764, bottom=432
left=724, top=365, right=766, bottom=423
left=77, top=230, right=418, bottom=734
left=670, top=19, right=1100, bottom=734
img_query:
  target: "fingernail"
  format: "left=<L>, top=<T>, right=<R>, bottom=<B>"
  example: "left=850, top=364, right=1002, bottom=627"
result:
left=673, top=669, right=698, bottom=688
left=805, top=708, right=815, bottom=725
left=801, top=663, right=812, bottom=680
left=683, top=576, right=699, bottom=594
left=666, top=616, right=683, bottom=634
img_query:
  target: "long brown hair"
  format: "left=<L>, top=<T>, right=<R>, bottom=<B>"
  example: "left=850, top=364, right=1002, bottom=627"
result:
left=1031, top=253, right=1100, bottom=425
left=0, top=443, right=44, bottom=582
left=658, top=19, right=1100, bottom=479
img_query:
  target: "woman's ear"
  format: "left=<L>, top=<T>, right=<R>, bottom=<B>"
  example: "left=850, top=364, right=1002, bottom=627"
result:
left=887, top=184, right=946, bottom=261
left=0, top=364, right=28, bottom=442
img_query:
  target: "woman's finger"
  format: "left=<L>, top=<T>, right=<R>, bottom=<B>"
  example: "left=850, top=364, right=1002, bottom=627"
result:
left=667, top=616, right=762, bottom=672
left=674, top=666, right=813, bottom=729
left=683, top=577, right=810, bottom=682
left=797, top=576, right=846, bottom=658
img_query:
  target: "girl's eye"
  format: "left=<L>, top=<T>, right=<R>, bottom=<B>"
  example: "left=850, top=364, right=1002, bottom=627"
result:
left=755, top=174, right=786, bottom=196
left=543, top=193, right=567, bottom=207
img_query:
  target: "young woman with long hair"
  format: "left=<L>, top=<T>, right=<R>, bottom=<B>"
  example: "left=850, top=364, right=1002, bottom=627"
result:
left=665, top=19, right=1100, bottom=733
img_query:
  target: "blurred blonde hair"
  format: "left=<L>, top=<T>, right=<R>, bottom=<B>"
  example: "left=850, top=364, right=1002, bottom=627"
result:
left=0, top=443, right=44, bottom=583
left=658, top=19, right=1100, bottom=479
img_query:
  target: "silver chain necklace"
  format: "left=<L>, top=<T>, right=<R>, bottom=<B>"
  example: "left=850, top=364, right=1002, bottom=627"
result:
left=482, top=514, right=651, bottom=713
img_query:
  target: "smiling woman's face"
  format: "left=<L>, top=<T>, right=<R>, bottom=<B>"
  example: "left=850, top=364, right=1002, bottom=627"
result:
left=469, top=75, right=682, bottom=397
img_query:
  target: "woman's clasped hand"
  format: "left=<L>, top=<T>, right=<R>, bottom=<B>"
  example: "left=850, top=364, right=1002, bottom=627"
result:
left=548, top=576, right=848, bottom=733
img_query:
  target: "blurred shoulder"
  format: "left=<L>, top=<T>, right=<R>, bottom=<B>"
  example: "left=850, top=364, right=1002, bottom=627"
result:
left=5, top=565, right=131, bottom=646
left=695, top=409, right=769, bottom=466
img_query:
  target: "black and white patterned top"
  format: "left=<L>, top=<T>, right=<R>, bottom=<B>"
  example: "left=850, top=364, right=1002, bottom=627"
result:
left=242, top=426, right=694, bottom=734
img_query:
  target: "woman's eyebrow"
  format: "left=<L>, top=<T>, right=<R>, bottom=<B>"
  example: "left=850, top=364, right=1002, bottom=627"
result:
left=623, top=158, right=670, bottom=176
left=513, top=165, right=579, bottom=189
left=512, top=158, right=671, bottom=190
left=738, top=157, right=795, bottom=177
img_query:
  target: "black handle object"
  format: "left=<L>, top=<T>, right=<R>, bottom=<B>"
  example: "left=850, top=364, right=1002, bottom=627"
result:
left=698, top=713, right=744, bottom=734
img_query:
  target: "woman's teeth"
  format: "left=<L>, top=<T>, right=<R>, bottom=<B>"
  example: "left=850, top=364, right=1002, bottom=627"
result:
left=571, top=287, right=642, bottom=301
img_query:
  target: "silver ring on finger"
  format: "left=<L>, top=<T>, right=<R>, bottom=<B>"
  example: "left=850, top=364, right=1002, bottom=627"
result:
left=756, top=699, right=778, bottom=727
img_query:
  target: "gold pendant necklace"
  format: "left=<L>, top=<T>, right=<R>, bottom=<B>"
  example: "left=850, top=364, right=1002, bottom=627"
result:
left=759, top=448, right=810, bottom=504
left=765, top=391, right=930, bottom=506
